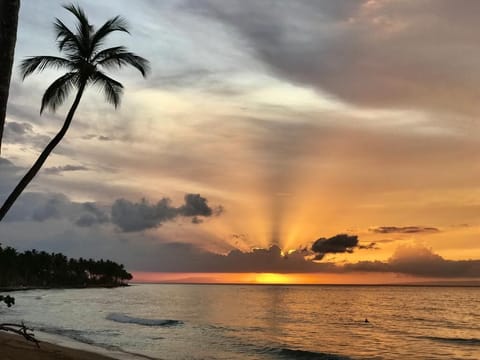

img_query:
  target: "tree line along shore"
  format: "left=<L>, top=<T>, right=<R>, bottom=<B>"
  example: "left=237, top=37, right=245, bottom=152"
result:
left=0, top=245, right=132, bottom=289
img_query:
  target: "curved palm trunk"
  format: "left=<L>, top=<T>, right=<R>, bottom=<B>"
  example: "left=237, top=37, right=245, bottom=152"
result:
left=0, top=81, right=86, bottom=221
left=0, top=0, right=21, bottom=154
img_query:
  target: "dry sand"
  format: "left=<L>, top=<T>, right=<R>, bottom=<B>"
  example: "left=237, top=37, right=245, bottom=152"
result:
left=0, top=332, right=116, bottom=360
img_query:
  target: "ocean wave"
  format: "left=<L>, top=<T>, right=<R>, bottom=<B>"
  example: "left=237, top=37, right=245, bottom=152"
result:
left=106, top=312, right=183, bottom=327
left=261, top=347, right=352, bottom=359
left=38, top=325, right=159, bottom=360
left=38, top=325, right=123, bottom=352
left=419, top=335, right=480, bottom=346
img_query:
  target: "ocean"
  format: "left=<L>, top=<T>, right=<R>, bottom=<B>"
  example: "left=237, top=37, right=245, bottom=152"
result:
left=1, top=284, right=479, bottom=359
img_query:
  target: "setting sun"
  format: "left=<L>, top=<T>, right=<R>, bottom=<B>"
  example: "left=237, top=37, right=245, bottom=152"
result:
left=254, top=273, right=292, bottom=284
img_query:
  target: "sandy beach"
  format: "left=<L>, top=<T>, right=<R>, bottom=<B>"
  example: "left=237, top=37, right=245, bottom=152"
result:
left=0, top=332, right=116, bottom=360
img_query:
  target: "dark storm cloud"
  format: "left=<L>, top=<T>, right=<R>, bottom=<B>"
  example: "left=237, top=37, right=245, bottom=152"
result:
left=188, top=0, right=480, bottom=115
left=44, top=164, right=89, bottom=175
left=111, top=194, right=220, bottom=232
left=370, top=226, right=439, bottom=234
left=311, top=234, right=359, bottom=260
left=345, top=246, right=480, bottom=278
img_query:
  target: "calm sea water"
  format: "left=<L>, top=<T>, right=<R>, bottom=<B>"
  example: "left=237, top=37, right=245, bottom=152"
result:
left=1, top=284, right=479, bottom=359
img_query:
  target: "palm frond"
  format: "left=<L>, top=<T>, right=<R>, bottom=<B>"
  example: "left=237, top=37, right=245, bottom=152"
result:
left=20, top=56, right=72, bottom=79
left=91, top=16, right=129, bottom=53
left=63, top=4, right=93, bottom=58
left=91, top=46, right=126, bottom=62
left=41, top=72, right=79, bottom=113
left=54, top=18, right=82, bottom=54
left=96, top=50, right=150, bottom=77
left=91, top=71, right=124, bottom=108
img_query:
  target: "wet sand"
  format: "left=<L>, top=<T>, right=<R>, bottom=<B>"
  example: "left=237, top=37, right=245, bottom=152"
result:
left=0, top=332, right=116, bottom=360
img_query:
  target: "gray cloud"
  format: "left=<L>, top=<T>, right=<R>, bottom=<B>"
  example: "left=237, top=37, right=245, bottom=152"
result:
left=311, top=234, right=359, bottom=260
left=0, top=158, right=25, bottom=200
left=111, top=198, right=178, bottom=232
left=132, top=243, right=335, bottom=273
left=3, top=121, right=50, bottom=149
left=5, top=121, right=33, bottom=135
left=3, top=192, right=110, bottom=227
left=345, top=245, right=480, bottom=278
left=178, top=193, right=213, bottom=217
left=75, top=202, right=110, bottom=227
left=370, top=226, right=439, bottom=234
left=111, top=194, right=220, bottom=232
left=123, top=242, right=480, bottom=276
left=44, top=164, right=89, bottom=175
left=189, top=0, right=480, bottom=115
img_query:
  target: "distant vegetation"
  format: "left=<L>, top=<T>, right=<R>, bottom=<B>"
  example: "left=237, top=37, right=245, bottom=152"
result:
left=0, top=245, right=132, bottom=288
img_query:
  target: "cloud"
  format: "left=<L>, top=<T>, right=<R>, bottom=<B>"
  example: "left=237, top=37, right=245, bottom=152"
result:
left=311, top=234, right=359, bottom=260
left=358, top=242, right=379, bottom=250
left=189, top=0, right=480, bottom=116
left=111, top=194, right=220, bottom=232
left=3, top=192, right=109, bottom=227
left=75, top=202, right=110, bottom=227
left=345, top=245, right=480, bottom=278
left=0, top=158, right=26, bottom=200
left=82, top=134, right=115, bottom=141
left=178, top=193, right=213, bottom=217
left=111, top=198, right=178, bottom=232
left=3, top=121, right=50, bottom=149
left=370, top=226, right=439, bottom=234
left=131, top=243, right=336, bottom=273
left=44, top=164, right=89, bottom=175
left=5, top=121, right=33, bottom=135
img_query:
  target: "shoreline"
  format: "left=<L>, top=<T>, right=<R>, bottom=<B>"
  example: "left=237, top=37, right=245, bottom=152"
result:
left=0, top=284, right=130, bottom=293
left=0, top=332, right=118, bottom=360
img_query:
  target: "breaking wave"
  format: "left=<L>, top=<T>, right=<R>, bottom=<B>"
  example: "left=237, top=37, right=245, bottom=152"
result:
left=106, top=313, right=183, bottom=327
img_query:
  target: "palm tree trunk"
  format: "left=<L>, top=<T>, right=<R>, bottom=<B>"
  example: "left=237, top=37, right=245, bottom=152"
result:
left=0, top=0, right=21, bottom=155
left=0, top=81, right=86, bottom=222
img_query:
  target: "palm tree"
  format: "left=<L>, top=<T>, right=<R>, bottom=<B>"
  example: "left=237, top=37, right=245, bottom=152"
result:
left=0, top=4, right=149, bottom=221
left=0, top=0, right=21, bottom=154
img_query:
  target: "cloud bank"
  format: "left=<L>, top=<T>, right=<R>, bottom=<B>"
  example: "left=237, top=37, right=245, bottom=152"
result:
left=345, top=245, right=480, bottom=278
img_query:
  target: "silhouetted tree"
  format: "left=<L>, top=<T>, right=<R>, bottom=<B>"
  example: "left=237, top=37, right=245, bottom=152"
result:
left=0, top=0, right=20, bottom=154
left=0, top=244, right=133, bottom=287
left=0, top=4, right=149, bottom=221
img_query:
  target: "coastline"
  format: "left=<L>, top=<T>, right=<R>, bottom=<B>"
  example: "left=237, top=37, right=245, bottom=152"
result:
left=0, top=284, right=130, bottom=293
left=0, top=332, right=117, bottom=360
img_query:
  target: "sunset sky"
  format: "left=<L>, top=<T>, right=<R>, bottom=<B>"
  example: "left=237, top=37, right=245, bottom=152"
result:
left=1, top=0, right=480, bottom=284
